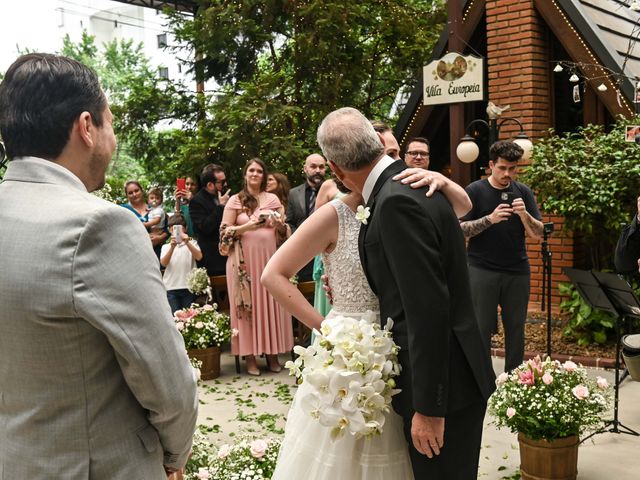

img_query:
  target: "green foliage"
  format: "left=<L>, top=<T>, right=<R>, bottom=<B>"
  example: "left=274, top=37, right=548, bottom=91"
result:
left=166, top=0, right=447, bottom=185
left=558, top=282, right=616, bottom=346
left=521, top=118, right=640, bottom=268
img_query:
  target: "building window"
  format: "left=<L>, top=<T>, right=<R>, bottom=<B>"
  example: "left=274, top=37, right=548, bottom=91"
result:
left=158, top=67, right=169, bottom=79
left=157, top=33, right=167, bottom=48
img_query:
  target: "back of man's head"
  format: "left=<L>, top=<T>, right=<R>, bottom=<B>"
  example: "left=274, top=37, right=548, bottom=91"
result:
left=0, top=53, right=106, bottom=161
left=317, top=107, right=383, bottom=171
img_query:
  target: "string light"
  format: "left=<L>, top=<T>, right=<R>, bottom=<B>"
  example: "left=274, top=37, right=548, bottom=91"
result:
left=553, top=64, right=564, bottom=72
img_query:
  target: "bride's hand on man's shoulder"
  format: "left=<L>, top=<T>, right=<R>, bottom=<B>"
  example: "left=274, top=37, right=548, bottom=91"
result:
left=393, top=168, right=448, bottom=198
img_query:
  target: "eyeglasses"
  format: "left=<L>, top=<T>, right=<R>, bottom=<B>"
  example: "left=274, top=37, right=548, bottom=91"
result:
left=406, top=151, right=430, bottom=158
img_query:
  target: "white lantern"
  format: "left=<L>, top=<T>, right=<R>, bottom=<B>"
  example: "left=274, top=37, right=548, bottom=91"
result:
left=456, top=136, right=480, bottom=164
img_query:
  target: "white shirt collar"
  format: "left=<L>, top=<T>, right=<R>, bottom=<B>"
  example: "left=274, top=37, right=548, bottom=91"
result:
left=362, top=155, right=396, bottom=203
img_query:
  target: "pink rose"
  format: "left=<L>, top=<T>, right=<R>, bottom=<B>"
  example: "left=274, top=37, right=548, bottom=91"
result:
left=496, top=372, right=509, bottom=385
left=175, top=310, right=190, bottom=321
left=518, top=370, right=535, bottom=386
left=217, top=444, right=232, bottom=458
left=596, top=377, right=609, bottom=389
left=542, top=372, right=553, bottom=385
left=506, top=407, right=516, bottom=419
left=572, top=385, right=589, bottom=400
left=232, top=328, right=239, bottom=337
left=176, top=322, right=184, bottom=331
left=195, top=321, right=204, bottom=329
left=202, top=304, right=214, bottom=311
left=250, top=439, right=268, bottom=458
left=196, top=468, right=211, bottom=479
left=563, top=360, right=578, bottom=372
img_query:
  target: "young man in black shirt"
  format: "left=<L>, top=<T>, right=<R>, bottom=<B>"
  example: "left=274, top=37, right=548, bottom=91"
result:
left=460, top=141, right=544, bottom=372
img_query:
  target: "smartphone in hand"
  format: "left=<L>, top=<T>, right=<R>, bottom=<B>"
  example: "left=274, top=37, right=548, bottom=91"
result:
left=176, top=178, right=186, bottom=192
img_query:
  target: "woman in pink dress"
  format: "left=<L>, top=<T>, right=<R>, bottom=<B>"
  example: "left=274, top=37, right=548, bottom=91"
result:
left=220, top=158, right=293, bottom=375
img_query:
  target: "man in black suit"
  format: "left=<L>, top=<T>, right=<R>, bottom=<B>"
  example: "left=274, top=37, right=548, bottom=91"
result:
left=286, top=153, right=326, bottom=281
left=317, top=107, right=495, bottom=479
left=189, top=163, right=230, bottom=278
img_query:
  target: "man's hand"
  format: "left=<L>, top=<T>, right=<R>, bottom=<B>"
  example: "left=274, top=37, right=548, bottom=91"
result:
left=218, top=189, right=231, bottom=206
left=489, top=203, right=512, bottom=224
left=393, top=168, right=446, bottom=197
left=411, top=412, right=445, bottom=458
left=321, top=274, right=334, bottom=304
left=512, top=197, right=528, bottom=218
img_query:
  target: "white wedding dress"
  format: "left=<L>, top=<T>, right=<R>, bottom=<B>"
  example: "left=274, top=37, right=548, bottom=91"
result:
left=272, top=199, right=414, bottom=480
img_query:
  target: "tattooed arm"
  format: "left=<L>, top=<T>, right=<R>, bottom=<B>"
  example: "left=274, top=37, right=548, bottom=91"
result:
left=460, top=203, right=513, bottom=238
left=512, top=198, right=543, bottom=239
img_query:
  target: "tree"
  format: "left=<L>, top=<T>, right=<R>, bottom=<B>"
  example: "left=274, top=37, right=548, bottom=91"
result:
left=521, top=118, right=640, bottom=269
left=60, top=32, right=198, bottom=196
left=166, top=0, right=447, bottom=184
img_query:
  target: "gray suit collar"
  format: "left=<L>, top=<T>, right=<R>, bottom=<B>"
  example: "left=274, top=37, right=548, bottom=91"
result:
left=3, top=156, right=87, bottom=192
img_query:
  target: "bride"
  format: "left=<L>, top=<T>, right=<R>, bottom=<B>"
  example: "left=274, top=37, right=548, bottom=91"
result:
left=261, top=167, right=471, bottom=479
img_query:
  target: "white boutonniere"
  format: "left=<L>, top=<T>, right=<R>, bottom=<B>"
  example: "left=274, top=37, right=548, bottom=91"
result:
left=355, top=205, right=371, bottom=224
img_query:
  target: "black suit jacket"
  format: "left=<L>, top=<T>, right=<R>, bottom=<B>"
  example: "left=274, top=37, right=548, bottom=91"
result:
left=286, top=183, right=307, bottom=232
left=358, top=161, right=495, bottom=417
left=189, top=189, right=226, bottom=276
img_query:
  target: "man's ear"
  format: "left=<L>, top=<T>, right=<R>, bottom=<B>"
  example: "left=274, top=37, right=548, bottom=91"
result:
left=76, top=111, right=95, bottom=148
left=328, top=160, right=346, bottom=182
left=377, top=131, right=386, bottom=147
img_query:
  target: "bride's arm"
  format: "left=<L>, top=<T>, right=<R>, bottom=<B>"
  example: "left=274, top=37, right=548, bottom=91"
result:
left=261, top=204, right=338, bottom=331
left=393, top=168, right=472, bottom=218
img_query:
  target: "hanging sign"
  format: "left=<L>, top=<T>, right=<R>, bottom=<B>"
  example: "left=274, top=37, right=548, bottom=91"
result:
left=423, top=53, right=484, bottom=106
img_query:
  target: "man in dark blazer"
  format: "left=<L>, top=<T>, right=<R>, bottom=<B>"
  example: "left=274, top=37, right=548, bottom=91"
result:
left=190, top=164, right=230, bottom=277
left=318, top=107, right=495, bottom=479
left=286, top=153, right=326, bottom=281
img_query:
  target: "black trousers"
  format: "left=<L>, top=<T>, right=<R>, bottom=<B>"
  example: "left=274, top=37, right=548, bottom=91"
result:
left=406, top=401, right=486, bottom=480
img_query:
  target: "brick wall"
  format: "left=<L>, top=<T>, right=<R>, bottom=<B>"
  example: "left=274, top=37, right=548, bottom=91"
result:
left=486, top=0, right=570, bottom=314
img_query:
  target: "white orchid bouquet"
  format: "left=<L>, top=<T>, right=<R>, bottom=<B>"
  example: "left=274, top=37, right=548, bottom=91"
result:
left=186, top=267, right=210, bottom=295
left=488, top=355, right=612, bottom=441
left=285, top=313, right=401, bottom=439
left=184, top=434, right=280, bottom=480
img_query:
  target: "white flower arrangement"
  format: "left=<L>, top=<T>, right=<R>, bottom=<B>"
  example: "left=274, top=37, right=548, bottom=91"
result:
left=183, top=433, right=280, bottom=480
left=355, top=205, right=371, bottom=224
left=174, top=304, right=233, bottom=349
left=488, top=355, right=612, bottom=441
left=285, top=313, right=401, bottom=439
left=187, top=267, right=210, bottom=295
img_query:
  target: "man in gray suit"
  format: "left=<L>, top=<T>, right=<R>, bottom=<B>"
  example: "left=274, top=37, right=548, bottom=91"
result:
left=0, top=53, right=198, bottom=478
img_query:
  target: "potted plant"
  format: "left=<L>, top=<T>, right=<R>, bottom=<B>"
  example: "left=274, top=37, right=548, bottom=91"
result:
left=488, top=356, right=612, bottom=480
left=174, top=304, right=233, bottom=380
left=183, top=432, right=281, bottom=480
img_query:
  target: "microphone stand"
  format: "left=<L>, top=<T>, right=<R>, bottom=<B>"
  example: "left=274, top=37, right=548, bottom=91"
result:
left=541, top=222, right=554, bottom=357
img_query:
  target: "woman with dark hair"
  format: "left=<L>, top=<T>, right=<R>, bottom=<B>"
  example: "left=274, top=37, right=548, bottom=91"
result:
left=266, top=172, right=291, bottom=213
left=175, top=175, right=200, bottom=237
left=220, top=158, right=293, bottom=375
left=121, top=180, right=168, bottom=256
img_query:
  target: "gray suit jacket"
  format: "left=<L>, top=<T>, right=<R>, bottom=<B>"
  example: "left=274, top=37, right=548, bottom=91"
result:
left=0, top=157, right=198, bottom=479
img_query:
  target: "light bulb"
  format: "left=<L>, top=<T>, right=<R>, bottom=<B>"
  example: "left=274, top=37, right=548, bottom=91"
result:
left=597, top=83, right=607, bottom=92
left=553, top=64, right=563, bottom=73
left=569, top=74, right=579, bottom=82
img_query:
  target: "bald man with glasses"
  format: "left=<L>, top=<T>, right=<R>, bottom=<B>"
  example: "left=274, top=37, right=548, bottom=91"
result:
left=404, top=137, right=431, bottom=169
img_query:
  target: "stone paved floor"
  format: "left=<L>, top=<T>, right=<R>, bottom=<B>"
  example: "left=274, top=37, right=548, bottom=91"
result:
left=196, top=352, right=640, bottom=479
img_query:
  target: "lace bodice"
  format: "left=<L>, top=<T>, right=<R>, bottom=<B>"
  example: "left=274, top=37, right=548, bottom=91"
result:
left=323, top=199, right=379, bottom=314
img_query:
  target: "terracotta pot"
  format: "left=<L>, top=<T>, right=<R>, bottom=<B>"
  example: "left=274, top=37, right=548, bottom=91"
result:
left=187, top=346, right=221, bottom=380
left=518, top=433, right=579, bottom=480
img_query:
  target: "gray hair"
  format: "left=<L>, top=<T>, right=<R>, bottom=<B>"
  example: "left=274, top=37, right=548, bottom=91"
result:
left=317, top=107, right=384, bottom=171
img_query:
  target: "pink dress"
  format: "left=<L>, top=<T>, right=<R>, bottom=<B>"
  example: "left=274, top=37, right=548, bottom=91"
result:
left=225, top=193, right=293, bottom=356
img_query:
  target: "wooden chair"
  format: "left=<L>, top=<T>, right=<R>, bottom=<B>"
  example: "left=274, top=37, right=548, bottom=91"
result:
left=209, top=275, right=230, bottom=313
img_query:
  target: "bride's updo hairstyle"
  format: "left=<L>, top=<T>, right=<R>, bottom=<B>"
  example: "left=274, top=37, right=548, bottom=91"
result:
left=317, top=107, right=383, bottom=171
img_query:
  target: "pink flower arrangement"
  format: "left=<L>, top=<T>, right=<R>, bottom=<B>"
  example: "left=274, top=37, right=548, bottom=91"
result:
left=489, top=356, right=612, bottom=441
left=173, top=303, right=232, bottom=350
